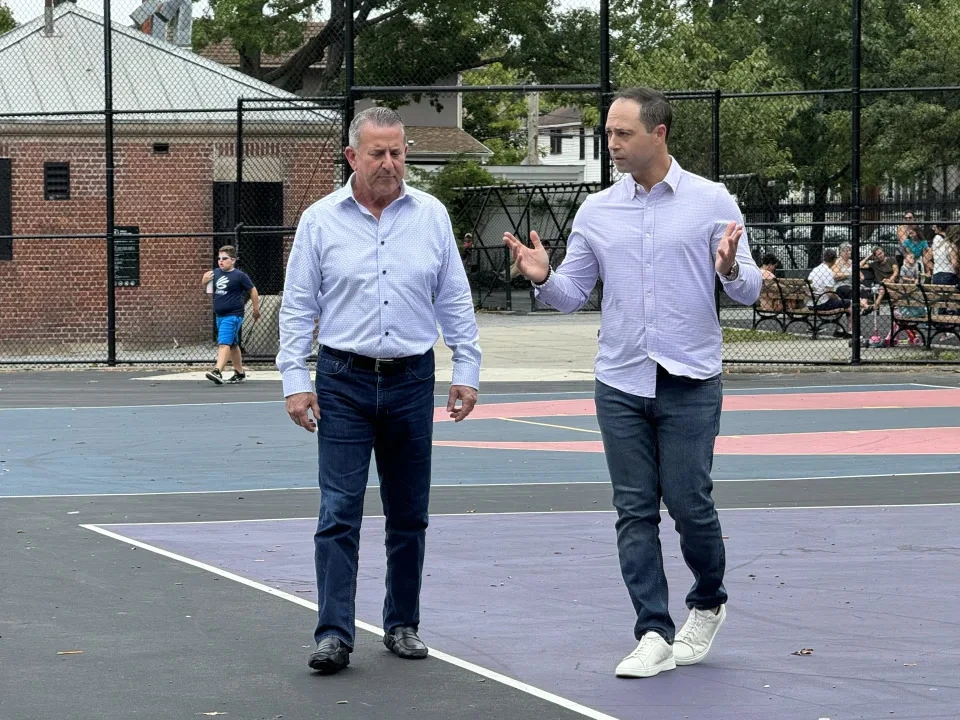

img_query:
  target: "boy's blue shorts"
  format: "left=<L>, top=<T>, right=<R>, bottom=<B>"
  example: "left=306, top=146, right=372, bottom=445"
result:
left=216, top=315, right=243, bottom=346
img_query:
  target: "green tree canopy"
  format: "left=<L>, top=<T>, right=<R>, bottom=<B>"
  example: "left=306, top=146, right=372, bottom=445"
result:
left=0, top=3, right=15, bottom=35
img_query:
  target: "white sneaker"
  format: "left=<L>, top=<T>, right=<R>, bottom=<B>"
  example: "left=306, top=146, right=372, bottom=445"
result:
left=615, top=631, right=676, bottom=678
left=674, top=604, right=726, bottom=666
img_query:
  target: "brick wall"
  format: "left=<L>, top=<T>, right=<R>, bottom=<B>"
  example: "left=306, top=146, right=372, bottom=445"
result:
left=0, top=133, right=335, bottom=350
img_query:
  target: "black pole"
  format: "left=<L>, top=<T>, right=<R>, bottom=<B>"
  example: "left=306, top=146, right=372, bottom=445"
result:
left=599, top=0, right=611, bottom=189
left=235, top=98, right=243, bottom=232
left=850, top=0, right=862, bottom=363
left=104, top=0, right=116, bottom=365
left=712, top=90, right=721, bottom=182
left=713, top=90, right=722, bottom=319
left=343, top=0, right=355, bottom=184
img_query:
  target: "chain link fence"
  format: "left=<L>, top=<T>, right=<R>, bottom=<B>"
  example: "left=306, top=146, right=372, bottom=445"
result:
left=1, top=0, right=958, bottom=365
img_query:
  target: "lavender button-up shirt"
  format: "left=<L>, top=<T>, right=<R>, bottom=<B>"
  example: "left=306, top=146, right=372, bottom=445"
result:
left=535, top=158, right=761, bottom=398
left=277, top=178, right=481, bottom=397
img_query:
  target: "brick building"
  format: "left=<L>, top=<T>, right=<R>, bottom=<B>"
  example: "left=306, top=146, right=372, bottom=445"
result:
left=0, top=5, right=338, bottom=360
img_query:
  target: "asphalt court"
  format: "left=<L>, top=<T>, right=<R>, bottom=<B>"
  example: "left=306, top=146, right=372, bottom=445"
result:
left=2, top=370, right=960, bottom=720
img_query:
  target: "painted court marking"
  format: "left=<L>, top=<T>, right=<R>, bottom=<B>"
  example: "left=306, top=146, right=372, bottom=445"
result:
left=436, top=426, right=960, bottom=455
left=80, top=523, right=619, bottom=720
left=435, top=388, right=960, bottom=422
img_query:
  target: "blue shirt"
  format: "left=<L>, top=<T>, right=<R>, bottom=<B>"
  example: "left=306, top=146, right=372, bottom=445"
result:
left=212, top=268, right=254, bottom=317
left=535, top=158, right=761, bottom=398
left=276, top=177, right=481, bottom=397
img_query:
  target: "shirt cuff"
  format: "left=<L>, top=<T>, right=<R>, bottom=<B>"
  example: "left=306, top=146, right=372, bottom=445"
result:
left=282, top=370, right=314, bottom=398
left=451, top=362, right=480, bottom=390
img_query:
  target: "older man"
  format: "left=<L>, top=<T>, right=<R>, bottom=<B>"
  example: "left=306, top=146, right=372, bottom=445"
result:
left=278, top=106, right=481, bottom=674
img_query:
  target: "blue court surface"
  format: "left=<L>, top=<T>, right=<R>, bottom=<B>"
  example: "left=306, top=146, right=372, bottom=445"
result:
left=2, top=371, right=960, bottom=720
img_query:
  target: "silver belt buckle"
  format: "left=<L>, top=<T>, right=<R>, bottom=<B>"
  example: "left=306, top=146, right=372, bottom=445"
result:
left=374, top=358, right=383, bottom=373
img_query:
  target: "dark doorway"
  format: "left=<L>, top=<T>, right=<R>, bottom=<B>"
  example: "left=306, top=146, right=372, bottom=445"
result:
left=212, top=181, right=284, bottom=294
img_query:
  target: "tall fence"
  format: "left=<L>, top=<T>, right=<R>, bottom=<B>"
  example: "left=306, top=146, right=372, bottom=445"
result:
left=1, top=0, right=959, bottom=365
left=454, top=86, right=960, bottom=365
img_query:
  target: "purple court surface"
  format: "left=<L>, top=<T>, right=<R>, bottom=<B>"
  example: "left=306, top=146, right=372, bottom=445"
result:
left=4, top=370, right=960, bottom=720
left=102, top=505, right=960, bottom=720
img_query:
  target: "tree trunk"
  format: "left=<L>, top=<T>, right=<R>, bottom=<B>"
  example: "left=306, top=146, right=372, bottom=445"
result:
left=238, top=46, right=262, bottom=80
left=810, top=184, right=828, bottom=268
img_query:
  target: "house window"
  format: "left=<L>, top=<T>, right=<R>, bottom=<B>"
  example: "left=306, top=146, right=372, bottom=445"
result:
left=44, top=162, right=70, bottom=200
left=0, top=158, right=10, bottom=261
left=549, top=129, right=563, bottom=155
left=593, top=127, right=601, bottom=160
left=579, top=128, right=586, bottom=160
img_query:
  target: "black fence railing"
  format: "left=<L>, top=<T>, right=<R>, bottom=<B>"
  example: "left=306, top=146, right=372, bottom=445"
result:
left=2, top=0, right=959, bottom=366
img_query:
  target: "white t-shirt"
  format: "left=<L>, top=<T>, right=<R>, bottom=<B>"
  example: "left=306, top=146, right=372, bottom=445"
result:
left=932, top=234, right=953, bottom=274
left=808, top=263, right=837, bottom=297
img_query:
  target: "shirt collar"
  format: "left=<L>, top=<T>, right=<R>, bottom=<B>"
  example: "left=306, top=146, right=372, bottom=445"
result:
left=625, top=156, right=683, bottom=198
left=336, top=173, right=415, bottom=207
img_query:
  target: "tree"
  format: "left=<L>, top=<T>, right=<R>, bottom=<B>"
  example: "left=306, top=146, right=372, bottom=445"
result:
left=194, top=0, right=558, bottom=95
left=616, top=0, right=960, bottom=260
left=461, top=64, right=530, bottom=166
left=0, top=3, right=15, bottom=35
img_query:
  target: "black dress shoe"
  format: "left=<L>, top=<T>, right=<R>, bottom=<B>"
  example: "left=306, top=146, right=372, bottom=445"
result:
left=308, top=637, right=351, bottom=674
left=383, top=626, right=429, bottom=659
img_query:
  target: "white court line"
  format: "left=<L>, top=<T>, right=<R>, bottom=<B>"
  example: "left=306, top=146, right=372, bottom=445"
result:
left=3, top=383, right=950, bottom=412
left=80, top=523, right=620, bottom=720
left=4, top=470, right=960, bottom=499
left=907, top=382, right=960, bottom=389
left=0, top=391, right=596, bottom=413
left=4, top=381, right=950, bottom=413
left=90, top=501, right=960, bottom=527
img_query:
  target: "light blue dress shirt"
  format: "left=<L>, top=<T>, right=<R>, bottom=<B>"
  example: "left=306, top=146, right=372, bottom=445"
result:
left=277, top=177, right=481, bottom=397
left=535, top=158, right=761, bottom=398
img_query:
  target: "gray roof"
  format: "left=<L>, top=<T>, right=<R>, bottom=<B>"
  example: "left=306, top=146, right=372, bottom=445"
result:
left=0, top=5, right=337, bottom=125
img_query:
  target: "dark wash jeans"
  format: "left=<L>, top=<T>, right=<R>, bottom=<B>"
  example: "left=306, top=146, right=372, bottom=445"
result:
left=313, top=348, right=435, bottom=648
left=594, top=366, right=727, bottom=643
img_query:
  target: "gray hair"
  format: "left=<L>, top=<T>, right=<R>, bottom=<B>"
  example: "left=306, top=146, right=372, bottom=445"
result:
left=838, top=242, right=851, bottom=253
left=348, top=106, right=405, bottom=149
left=613, top=87, right=673, bottom=140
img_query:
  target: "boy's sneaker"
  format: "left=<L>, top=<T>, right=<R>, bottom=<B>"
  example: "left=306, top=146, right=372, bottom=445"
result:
left=615, top=631, right=676, bottom=678
left=674, top=605, right=726, bottom=666
left=226, top=372, right=246, bottom=384
left=205, top=368, right=223, bottom=385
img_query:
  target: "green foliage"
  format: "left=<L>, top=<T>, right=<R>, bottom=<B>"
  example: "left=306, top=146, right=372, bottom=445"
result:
left=0, top=3, right=15, bottom=35
left=407, top=157, right=499, bottom=209
left=461, top=64, right=530, bottom=166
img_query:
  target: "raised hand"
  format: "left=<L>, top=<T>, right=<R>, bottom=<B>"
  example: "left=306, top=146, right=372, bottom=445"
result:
left=504, top=230, right=550, bottom=284
left=715, top=221, right=743, bottom=276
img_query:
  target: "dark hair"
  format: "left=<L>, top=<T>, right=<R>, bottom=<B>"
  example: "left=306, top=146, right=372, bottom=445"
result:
left=822, top=248, right=837, bottom=264
left=613, top=87, right=673, bottom=140
left=760, top=253, right=780, bottom=267
left=218, top=245, right=237, bottom=258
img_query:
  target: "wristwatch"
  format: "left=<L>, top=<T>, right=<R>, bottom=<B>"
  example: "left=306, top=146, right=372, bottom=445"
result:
left=722, top=260, right=740, bottom=281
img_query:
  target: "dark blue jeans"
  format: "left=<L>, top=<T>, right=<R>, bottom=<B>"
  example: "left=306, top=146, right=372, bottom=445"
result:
left=313, top=348, right=435, bottom=648
left=594, top=367, right=727, bottom=643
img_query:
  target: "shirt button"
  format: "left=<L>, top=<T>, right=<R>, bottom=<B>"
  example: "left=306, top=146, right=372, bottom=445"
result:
left=385, top=331, right=390, bottom=336
left=382, top=270, right=386, bottom=275
left=384, top=301, right=388, bottom=305
left=380, top=241, right=385, bottom=245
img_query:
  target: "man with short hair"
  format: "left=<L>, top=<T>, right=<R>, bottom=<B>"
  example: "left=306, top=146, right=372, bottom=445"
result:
left=201, top=245, right=260, bottom=384
left=278, top=106, right=481, bottom=674
left=506, top=87, right=761, bottom=678
left=808, top=248, right=855, bottom=338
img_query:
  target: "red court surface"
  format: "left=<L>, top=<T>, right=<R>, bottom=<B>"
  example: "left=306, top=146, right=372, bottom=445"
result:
left=436, top=426, right=960, bottom=455
left=434, top=388, right=960, bottom=422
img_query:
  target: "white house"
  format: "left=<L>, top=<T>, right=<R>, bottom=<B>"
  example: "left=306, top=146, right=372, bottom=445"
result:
left=534, top=107, right=603, bottom=183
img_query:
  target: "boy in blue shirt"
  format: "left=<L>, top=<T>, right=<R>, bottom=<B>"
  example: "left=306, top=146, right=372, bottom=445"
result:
left=201, top=245, right=260, bottom=384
